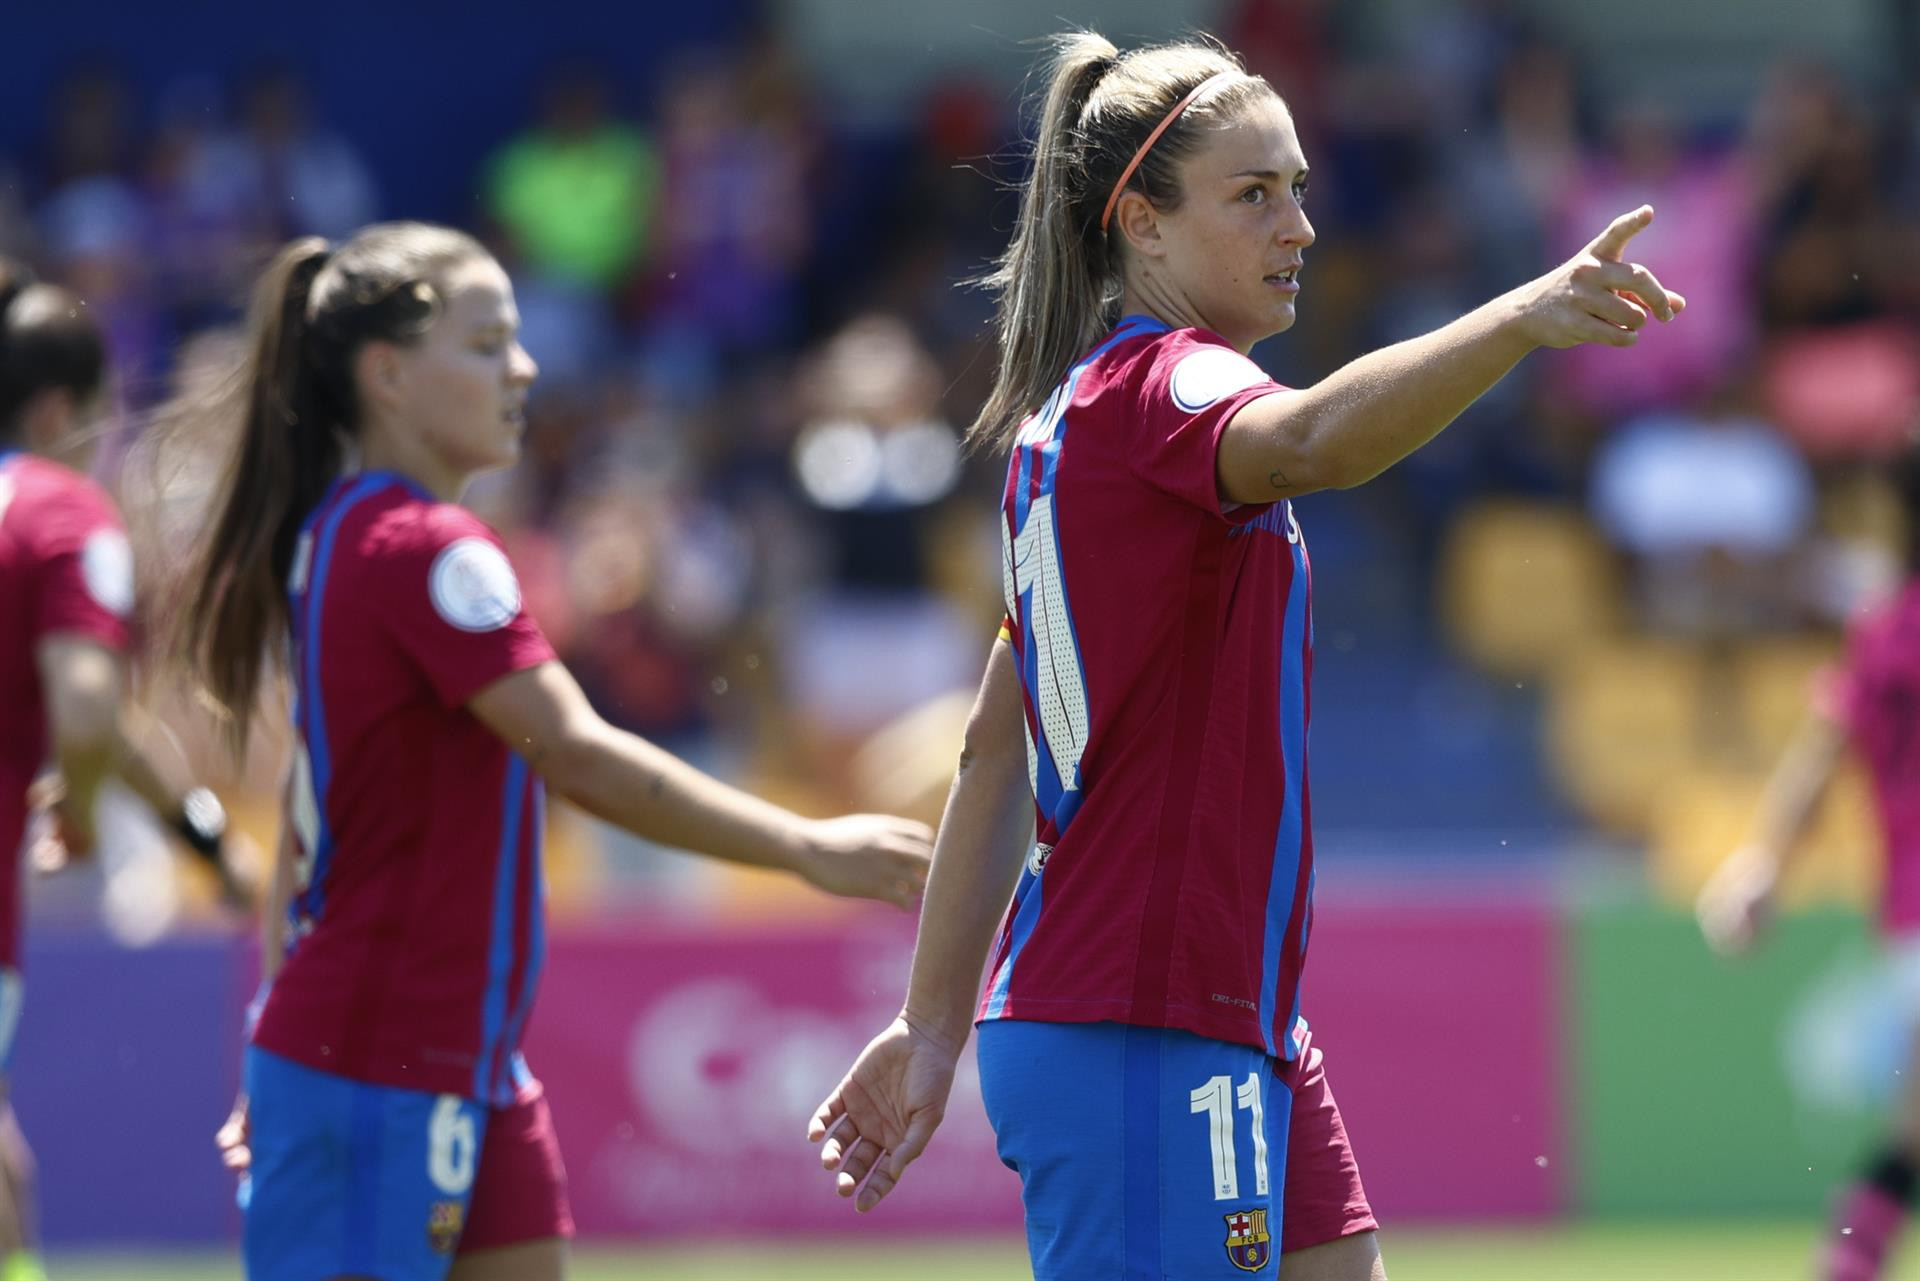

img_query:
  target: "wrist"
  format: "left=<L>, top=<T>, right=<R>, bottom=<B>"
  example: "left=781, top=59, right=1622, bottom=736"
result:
left=900, top=1001, right=970, bottom=1057
left=171, top=787, right=228, bottom=866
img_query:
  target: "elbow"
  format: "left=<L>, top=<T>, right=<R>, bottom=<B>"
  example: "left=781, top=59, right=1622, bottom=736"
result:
left=521, top=720, right=604, bottom=802
left=956, top=715, right=1024, bottom=783
left=51, top=700, right=118, bottom=773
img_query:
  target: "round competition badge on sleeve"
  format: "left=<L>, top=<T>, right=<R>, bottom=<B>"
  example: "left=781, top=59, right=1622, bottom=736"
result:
left=81, top=529, right=135, bottom=618
left=1170, top=347, right=1269, bottom=412
left=429, top=537, right=522, bottom=633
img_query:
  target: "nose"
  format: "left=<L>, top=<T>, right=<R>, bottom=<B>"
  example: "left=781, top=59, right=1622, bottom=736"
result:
left=509, top=342, right=539, bottom=387
left=1283, top=204, right=1315, bottom=250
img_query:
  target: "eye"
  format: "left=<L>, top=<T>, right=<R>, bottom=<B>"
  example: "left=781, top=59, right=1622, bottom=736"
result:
left=1239, top=185, right=1267, bottom=205
left=1291, top=179, right=1310, bottom=205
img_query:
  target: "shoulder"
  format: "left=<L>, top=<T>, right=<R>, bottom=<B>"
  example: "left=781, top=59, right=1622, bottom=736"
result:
left=351, top=493, right=522, bottom=634
left=10, top=456, right=122, bottom=531
left=1139, top=329, right=1276, bottom=413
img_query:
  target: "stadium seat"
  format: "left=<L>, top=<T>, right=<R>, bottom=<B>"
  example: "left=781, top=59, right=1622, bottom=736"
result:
left=1544, top=637, right=1705, bottom=836
left=1439, top=501, right=1624, bottom=679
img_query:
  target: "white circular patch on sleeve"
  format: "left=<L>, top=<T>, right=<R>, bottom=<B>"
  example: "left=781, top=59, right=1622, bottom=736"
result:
left=81, top=529, right=135, bottom=618
left=1169, top=347, right=1270, bottom=412
left=428, top=537, right=522, bottom=633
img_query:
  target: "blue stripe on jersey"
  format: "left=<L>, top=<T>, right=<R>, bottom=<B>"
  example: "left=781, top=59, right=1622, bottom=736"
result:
left=981, top=856, right=1043, bottom=1019
left=475, top=754, right=529, bottom=1102
left=292, top=474, right=391, bottom=925
left=1014, top=316, right=1168, bottom=836
left=1256, top=506, right=1311, bottom=1058
left=492, top=779, right=547, bottom=1102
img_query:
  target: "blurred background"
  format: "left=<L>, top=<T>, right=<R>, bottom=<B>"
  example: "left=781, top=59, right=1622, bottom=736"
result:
left=10, top=0, right=1920, bottom=1276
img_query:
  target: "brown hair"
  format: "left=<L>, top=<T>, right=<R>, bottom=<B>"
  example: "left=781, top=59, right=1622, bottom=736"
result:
left=179, top=222, right=486, bottom=746
left=967, top=33, right=1279, bottom=452
left=0, top=259, right=106, bottom=440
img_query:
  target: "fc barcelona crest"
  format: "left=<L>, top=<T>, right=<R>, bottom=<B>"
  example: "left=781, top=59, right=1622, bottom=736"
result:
left=1223, top=1209, right=1272, bottom=1272
left=427, top=1199, right=466, bottom=1255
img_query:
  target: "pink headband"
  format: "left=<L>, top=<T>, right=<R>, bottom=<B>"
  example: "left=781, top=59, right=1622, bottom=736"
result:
left=1099, top=71, right=1236, bottom=234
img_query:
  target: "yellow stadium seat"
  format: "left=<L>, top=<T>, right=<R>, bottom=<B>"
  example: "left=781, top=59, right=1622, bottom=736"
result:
left=1440, top=501, right=1624, bottom=679
left=1545, top=638, right=1705, bottom=836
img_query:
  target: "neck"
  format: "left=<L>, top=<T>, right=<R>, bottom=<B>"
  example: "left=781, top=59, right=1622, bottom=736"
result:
left=357, top=430, right=466, bottom=504
left=1119, top=272, right=1253, bottom=354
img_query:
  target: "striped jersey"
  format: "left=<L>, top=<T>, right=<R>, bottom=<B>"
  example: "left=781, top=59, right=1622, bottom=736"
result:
left=0, top=450, right=134, bottom=968
left=253, top=472, right=556, bottom=1105
left=978, top=317, right=1316, bottom=1061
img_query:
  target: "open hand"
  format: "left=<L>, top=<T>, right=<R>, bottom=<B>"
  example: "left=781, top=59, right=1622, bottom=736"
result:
left=808, top=1014, right=961, bottom=1211
left=1697, top=845, right=1779, bottom=956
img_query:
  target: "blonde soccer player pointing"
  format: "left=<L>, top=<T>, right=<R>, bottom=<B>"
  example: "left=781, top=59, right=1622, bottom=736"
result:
left=809, top=31, right=1682, bottom=1281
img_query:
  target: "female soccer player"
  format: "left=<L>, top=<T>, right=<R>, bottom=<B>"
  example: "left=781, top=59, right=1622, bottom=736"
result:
left=0, top=259, right=242, bottom=1281
left=808, top=32, right=1684, bottom=1281
left=179, top=222, right=930, bottom=1281
left=1698, top=443, right=1920, bottom=1281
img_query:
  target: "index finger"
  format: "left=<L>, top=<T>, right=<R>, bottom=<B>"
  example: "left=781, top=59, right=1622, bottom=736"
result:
left=1585, top=205, right=1654, bottom=261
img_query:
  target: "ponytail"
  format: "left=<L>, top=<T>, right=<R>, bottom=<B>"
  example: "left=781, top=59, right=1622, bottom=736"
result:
left=967, top=33, right=1278, bottom=453
left=183, top=238, right=336, bottom=742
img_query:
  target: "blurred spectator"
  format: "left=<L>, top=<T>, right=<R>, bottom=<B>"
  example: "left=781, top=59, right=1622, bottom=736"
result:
left=1590, top=388, right=1816, bottom=632
left=1548, top=99, right=1757, bottom=423
left=486, top=68, right=657, bottom=291
left=232, top=65, right=380, bottom=242
left=639, top=46, right=816, bottom=370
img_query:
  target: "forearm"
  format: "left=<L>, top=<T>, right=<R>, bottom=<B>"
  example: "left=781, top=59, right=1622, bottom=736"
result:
left=901, top=640, right=1035, bottom=1047
left=542, top=722, right=812, bottom=875
left=1277, top=292, right=1535, bottom=491
left=1748, top=715, right=1848, bottom=874
left=901, top=746, right=1033, bottom=1049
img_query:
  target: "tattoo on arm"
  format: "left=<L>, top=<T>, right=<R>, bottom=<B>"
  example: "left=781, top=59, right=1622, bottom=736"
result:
left=1268, top=468, right=1291, bottom=490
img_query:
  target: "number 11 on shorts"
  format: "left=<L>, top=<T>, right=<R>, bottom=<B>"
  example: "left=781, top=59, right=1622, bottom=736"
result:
left=1190, top=1073, right=1270, bottom=1201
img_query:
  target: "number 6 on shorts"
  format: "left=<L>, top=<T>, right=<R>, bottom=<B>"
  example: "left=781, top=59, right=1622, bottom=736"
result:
left=429, top=1093, right=478, bottom=1195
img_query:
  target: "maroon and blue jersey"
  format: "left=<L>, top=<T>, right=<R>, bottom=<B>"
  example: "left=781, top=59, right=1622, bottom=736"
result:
left=253, top=472, right=556, bottom=1105
left=978, top=317, right=1316, bottom=1061
left=1823, top=578, right=1920, bottom=937
left=0, top=450, right=133, bottom=968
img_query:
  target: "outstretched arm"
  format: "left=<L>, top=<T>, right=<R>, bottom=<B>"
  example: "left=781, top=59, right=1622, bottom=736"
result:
left=469, top=660, right=931, bottom=908
left=1698, top=709, right=1849, bottom=955
left=809, top=637, right=1034, bottom=1211
left=1217, top=206, right=1686, bottom=503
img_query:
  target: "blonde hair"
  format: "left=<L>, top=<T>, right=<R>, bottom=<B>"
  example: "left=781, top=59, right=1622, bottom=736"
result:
left=968, top=33, right=1280, bottom=453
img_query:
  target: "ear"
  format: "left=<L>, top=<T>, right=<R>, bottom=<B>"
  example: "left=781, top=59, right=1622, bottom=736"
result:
left=353, top=340, right=407, bottom=418
left=18, top=388, right=75, bottom=453
left=1113, top=189, right=1168, bottom=260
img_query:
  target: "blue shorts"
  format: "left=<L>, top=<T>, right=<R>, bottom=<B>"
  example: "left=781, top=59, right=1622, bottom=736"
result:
left=243, top=1047, right=489, bottom=1281
left=979, top=1020, right=1294, bottom=1279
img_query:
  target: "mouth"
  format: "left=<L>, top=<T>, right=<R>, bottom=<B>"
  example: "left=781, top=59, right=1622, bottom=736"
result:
left=503, top=405, right=527, bottom=428
left=1264, top=266, right=1302, bottom=291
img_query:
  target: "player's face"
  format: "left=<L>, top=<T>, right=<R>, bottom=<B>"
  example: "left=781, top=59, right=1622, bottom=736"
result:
left=1156, top=99, right=1313, bottom=349
left=393, top=257, right=539, bottom=480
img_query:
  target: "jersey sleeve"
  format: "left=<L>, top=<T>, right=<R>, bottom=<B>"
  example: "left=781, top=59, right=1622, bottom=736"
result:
left=378, top=508, right=557, bottom=708
left=1128, top=332, right=1289, bottom=519
left=32, top=492, right=134, bottom=654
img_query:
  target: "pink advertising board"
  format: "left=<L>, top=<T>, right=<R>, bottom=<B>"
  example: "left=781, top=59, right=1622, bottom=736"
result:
left=525, top=894, right=1563, bottom=1238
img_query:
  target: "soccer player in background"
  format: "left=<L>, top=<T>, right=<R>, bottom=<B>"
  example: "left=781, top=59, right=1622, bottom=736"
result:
left=1699, top=440, right=1920, bottom=1281
left=0, top=260, right=246, bottom=1281
left=176, top=222, right=931, bottom=1281
left=808, top=32, right=1685, bottom=1281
